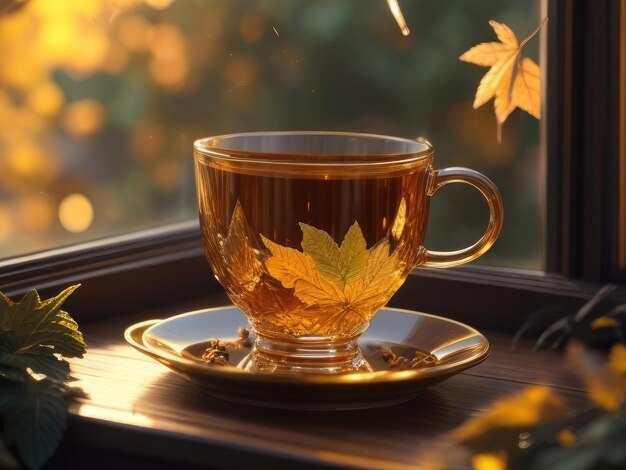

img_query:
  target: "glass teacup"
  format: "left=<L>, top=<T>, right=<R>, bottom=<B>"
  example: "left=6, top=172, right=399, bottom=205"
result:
left=193, top=132, right=503, bottom=374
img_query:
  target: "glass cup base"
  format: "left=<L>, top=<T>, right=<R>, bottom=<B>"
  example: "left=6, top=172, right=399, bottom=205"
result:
left=238, top=327, right=372, bottom=374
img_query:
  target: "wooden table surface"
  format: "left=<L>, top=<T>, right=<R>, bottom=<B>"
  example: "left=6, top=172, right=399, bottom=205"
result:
left=50, top=298, right=588, bottom=470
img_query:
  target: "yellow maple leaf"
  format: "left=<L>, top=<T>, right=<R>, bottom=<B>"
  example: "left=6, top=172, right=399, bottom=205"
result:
left=218, top=201, right=263, bottom=292
left=471, top=452, right=507, bottom=470
left=261, top=221, right=405, bottom=323
left=608, top=343, right=626, bottom=375
left=566, top=342, right=626, bottom=412
left=344, top=238, right=403, bottom=310
left=555, top=428, right=577, bottom=448
left=448, top=385, right=566, bottom=442
left=460, top=18, right=546, bottom=142
left=260, top=235, right=347, bottom=307
left=590, top=315, right=619, bottom=329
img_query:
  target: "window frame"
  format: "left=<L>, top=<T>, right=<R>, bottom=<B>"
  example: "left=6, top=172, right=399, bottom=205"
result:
left=546, top=0, right=624, bottom=282
left=615, top=0, right=626, bottom=280
left=0, top=0, right=624, bottom=331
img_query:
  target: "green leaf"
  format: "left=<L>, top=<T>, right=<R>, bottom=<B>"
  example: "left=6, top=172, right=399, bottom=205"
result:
left=0, top=285, right=86, bottom=358
left=338, top=222, right=368, bottom=285
left=0, top=286, right=85, bottom=470
left=299, top=222, right=342, bottom=285
left=0, top=436, right=19, bottom=470
left=0, top=379, right=22, bottom=410
left=0, top=364, right=26, bottom=383
left=3, top=377, right=67, bottom=470
left=0, top=331, right=70, bottom=382
left=0, top=347, right=70, bottom=383
left=299, top=221, right=369, bottom=287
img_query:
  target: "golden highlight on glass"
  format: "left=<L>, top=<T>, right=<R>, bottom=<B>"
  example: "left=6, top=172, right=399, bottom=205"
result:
left=193, top=132, right=503, bottom=374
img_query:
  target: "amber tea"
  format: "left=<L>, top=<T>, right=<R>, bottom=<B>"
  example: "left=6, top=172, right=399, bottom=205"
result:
left=195, top=161, right=428, bottom=338
left=194, top=132, right=503, bottom=374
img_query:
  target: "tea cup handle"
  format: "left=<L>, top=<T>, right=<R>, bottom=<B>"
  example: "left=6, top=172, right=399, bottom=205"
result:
left=422, top=167, right=504, bottom=268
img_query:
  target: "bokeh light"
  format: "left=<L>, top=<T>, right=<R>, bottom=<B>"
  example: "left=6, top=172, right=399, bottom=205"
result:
left=0, top=0, right=542, bottom=268
left=61, top=99, right=107, bottom=137
left=239, top=14, right=266, bottom=43
left=117, top=14, right=150, bottom=52
left=0, top=205, right=14, bottom=242
left=27, top=81, right=64, bottom=117
left=131, top=119, right=166, bottom=162
left=101, top=42, right=130, bottom=74
left=151, top=160, right=182, bottom=191
left=144, top=0, right=175, bottom=10
left=223, top=54, right=258, bottom=88
left=147, top=23, right=189, bottom=88
left=17, top=195, right=54, bottom=234
left=58, top=193, right=94, bottom=233
left=4, top=143, right=60, bottom=188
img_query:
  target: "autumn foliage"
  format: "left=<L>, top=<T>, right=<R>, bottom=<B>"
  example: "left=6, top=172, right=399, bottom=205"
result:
left=460, top=19, right=545, bottom=141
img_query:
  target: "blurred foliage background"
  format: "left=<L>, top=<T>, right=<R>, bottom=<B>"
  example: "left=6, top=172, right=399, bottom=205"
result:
left=0, top=0, right=542, bottom=268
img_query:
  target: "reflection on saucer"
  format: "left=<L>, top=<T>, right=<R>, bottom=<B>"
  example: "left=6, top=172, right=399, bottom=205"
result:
left=125, top=306, right=489, bottom=410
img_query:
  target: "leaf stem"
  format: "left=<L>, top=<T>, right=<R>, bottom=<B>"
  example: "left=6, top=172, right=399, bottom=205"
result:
left=519, top=16, right=548, bottom=50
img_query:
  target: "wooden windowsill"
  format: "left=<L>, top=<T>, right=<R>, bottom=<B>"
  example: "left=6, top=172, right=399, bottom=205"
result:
left=46, top=295, right=588, bottom=470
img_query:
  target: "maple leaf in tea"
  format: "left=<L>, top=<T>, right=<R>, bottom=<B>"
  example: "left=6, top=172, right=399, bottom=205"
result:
left=208, top=198, right=411, bottom=337
left=217, top=201, right=263, bottom=293
left=261, top=220, right=406, bottom=335
left=300, top=222, right=368, bottom=288
left=260, top=233, right=346, bottom=308
left=460, top=18, right=546, bottom=142
left=343, top=235, right=404, bottom=311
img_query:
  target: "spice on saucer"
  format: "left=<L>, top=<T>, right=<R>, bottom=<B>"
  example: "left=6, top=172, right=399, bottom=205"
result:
left=202, top=327, right=251, bottom=365
left=378, top=346, right=435, bottom=369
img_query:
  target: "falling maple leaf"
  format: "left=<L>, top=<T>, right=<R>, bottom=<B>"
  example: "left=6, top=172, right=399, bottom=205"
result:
left=460, top=18, right=547, bottom=142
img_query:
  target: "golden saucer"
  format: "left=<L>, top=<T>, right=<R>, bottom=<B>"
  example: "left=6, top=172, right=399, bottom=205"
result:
left=124, top=306, right=489, bottom=410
